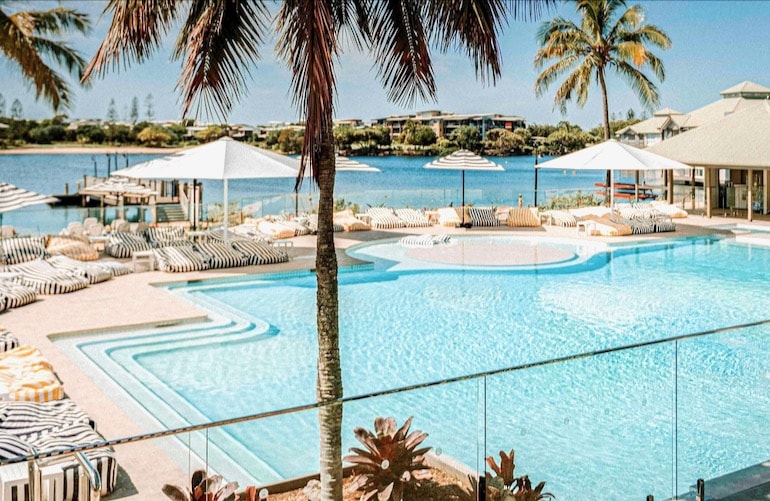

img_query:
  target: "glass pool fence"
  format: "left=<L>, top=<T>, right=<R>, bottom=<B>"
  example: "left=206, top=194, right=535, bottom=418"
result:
left=2, top=319, right=768, bottom=500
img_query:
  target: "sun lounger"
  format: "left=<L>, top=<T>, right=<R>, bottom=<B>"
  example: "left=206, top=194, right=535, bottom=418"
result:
left=333, top=210, right=371, bottom=231
left=394, top=208, right=432, bottom=227
left=399, top=234, right=452, bottom=248
left=46, top=256, right=112, bottom=284
left=303, top=214, right=343, bottom=233
left=468, top=207, right=499, bottom=227
left=3, top=259, right=89, bottom=295
left=543, top=210, right=577, bottom=227
left=105, top=231, right=153, bottom=258
left=257, top=220, right=296, bottom=240
left=437, top=208, right=461, bottom=227
left=507, top=207, right=541, bottom=227
left=650, top=201, right=688, bottom=218
left=0, top=331, right=18, bottom=354
left=94, top=260, right=132, bottom=277
left=230, top=240, right=289, bottom=265
left=579, top=215, right=633, bottom=236
left=367, top=207, right=405, bottom=229
left=194, top=242, right=248, bottom=269
left=1, top=236, right=49, bottom=265
left=0, top=346, right=63, bottom=402
left=0, top=281, right=37, bottom=309
left=45, top=235, right=99, bottom=262
left=269, top=216, right=312, bottom=236
left=153, top=246, right=209, bottom=273
left=144, top=226, right=192, bottom=248
left=0, top=399, right=92, bottom=439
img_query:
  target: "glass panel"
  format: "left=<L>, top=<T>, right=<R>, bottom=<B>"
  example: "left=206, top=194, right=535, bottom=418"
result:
left=486, top=343, right=677, bottom=500
left=676, top=324, right=770, bottom=498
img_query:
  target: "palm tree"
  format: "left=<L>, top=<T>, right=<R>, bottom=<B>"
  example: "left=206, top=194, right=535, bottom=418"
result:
left=533, top=0, right=671, bottom=141
left=0, top=2, right=90, bottom=111
left=83, top=1, right=552, bottom=499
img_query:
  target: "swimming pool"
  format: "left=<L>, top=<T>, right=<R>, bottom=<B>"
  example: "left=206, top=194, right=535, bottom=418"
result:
left=64, top=235, right=770, bottom=499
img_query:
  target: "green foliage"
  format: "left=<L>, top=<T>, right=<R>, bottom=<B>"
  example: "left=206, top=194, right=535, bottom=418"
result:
left=196, top=125, right=227, bottom=142
left=162, top=469, right=238, bottom=501
left=462, top=450, right=554, bottom=501
left=105, top=124, right=133, bottom=144
left=484, top=128, right=529, bottom=156
left=333, top=124, right=357, bottom=150
left=589, top=117, right=642, bottom=139
left=343, top=416, right=432, bottom=501
left=75, top=124, right=106, bottom=144
left=412, top=125, right=437, bottom=146
left=277, top=128, right=303, bottom=153
left=450, top=125, right=481, bottom=151
left=27, top=124, right=66, bottom=144
left=540, top=191, right=602, bottom=210
left=264, top=129, right=281, bottom=148
left=333, top=198, right=360, bottom=214
left=137, top=125, right=172, bottom=146
left=543, top=128, right=597, bottom=156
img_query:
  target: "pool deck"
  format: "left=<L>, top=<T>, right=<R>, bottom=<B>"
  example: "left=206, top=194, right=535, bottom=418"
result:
left=1, top=214, right=767, bottom=500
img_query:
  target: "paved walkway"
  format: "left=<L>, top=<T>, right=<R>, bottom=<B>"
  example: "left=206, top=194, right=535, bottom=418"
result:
left=0, top=215, right=759, bottom=500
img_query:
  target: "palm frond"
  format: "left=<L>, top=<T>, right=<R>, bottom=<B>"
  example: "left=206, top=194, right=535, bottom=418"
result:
left=428, top=0, right=507, bottom=85
left=277, top=0, right=337, bottom=186
left=173, top=0, right=269, bottom=120
left=535, top=16, right=582, bottom=46
left=506, top=0, right=558, bottom=21
left=613, top=60, right=661, bottom=109
left=367, top=0, right=435, bottom=107
left=533, top=53, right=582, bottom=94
left=606, top=3, right=642, bottom=42
left=24, top=7, right=91, bottom=36
left=83, top=0, right=180, bottom=80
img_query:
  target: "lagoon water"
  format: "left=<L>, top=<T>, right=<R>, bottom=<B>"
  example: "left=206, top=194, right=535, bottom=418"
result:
left=0, top=152, right=603, bottom=234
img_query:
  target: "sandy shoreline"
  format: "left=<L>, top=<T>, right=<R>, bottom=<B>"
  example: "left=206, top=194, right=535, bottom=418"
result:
left=0, top=145, right=183, bottom=155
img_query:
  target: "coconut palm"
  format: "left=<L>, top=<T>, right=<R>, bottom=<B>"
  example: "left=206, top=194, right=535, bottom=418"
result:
left=83, top=1, right=552, bottom=499
left=533, top=0, right=671, bottom=141
left=0, top=2, right=90, bottom=111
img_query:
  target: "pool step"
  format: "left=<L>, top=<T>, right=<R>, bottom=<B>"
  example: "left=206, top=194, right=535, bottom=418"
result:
left=156, top=204, right=187, bottom=223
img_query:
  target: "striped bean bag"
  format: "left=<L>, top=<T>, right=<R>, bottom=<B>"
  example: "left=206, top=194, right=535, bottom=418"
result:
left=0, top=330, right=18, bottom=353
left=0, top=369, right=64, bottom=403
left=395, top=208, right=432, bottom=227
left=544, top=210, right=577, bottom=227
left=153, top=246, right=209, bottom=273
left=270, top=217, right=312, bottom=236
left=2, top=236, right=48, bottom=265
left=105, top=231, right=152, bottom=258
left=367, top=208, right=405, bottom=229
left=194, top=242, right=248, bottom=269
left=45, top=235, right=99, bottom=261
left=145, top=226, right=191, bottom=248
left=468, top=207, right=499, bottom=227
left=0, top=281, right=37, bottom=309
left=0, top=399, right=91, bottom=439
left=231, top=240, right=289, bottom=265
left=399, top=234, right=435, bottom=248
left=333, top=210, right=370, bottom=231
left=94, top=260, right=132, bottom=277
left=29, top=423, right=118, bottom=500
left=204, top=228, right=251, bottom=243
left=305, top=214, right=343, bottom=233
left=46, top=256, right=112, bottom=285
left=257, top=220, right=295, bottom=240
left=4, top=259, right=89, bottom=295
left=0, top=430, right=33, bottom=460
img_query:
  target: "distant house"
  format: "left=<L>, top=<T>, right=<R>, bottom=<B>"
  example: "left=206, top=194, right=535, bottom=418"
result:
left=371, top=110, right=525, bottom=140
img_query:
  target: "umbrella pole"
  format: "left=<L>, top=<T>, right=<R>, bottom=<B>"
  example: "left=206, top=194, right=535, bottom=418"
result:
left=223, top=178, right=229, bottom=244
left=635, top=171, right=639, bottom=201
left=461, top=170, right=466, bottom=226
left=610, top=169, right=615, bottom=208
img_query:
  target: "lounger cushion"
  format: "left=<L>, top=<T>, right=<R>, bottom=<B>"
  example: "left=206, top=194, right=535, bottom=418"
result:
left=2, top=237, right=48, bottom=265
left=0, top=399, right=91, bottom=440
left=0, top=430, right=33, bottom=460
left=45, top=235, right=99, bottom=261
left=4, top=259, right=89, bottom=295
left=305, top=214, right=342, bottom=233
left=257, top=220, right=296, bottom=239
left=94, top=260, right=132, bottom=277
left=468, top=207, right=499, bottom=227
left=367, top=208, right=404, bottom=229
left=0, top=330, right=19, bottom=353
left=194, top=242, right=248, bottom=269
left=46, top=256, right=112, bottom=284
left=395, top=208, right=432, bottom=227
left=333, top=210, right=371, bottom=232
left=231, top=241, right=289, bottom=265
left=145, top=226, right=191, bottom=247
left=0, top=281, right=37, bottom=309
left=507, top=207, right=541, bottom=227
left=105, top=232, right=152, bottom=258
left=437, top=208, right=461, bottom=227
left=153, top=246, right=209, bottom=273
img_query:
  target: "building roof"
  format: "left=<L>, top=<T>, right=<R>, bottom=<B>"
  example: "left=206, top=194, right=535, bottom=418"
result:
left=646, top=101, right=770, bottom=168
left=653, top=107, right=683, bottom=116
left=719, top=80, right=770, bottom=96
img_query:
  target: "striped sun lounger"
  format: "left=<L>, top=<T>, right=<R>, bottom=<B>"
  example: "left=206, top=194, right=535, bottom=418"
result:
left=0, top=399, right=92, bottom=439
left=27, top=422, right=118, bottom=499
left=94, top=260, right=132, bottom=277
left=194, top=242, right=248, bottom=269
left=304, top=214, right=343, bottom=233
left=0, top=280, right=37, bottom=309
left=468, top=207, right=500, bottom=227
left=105, top=231, right=153, bottom=258
left=1, top=236, right=49, bottom=265
left=46, top=255, right=113, bottom=285
left=400, top=234, right=451, bottom=248
left=153, top=246, right=209, bottom=273
left=0, top=330, right=18, bottom=353
left=231, top=240, right=290, bottom=266
left=395, top=208, right=432, bottom=227
left=4, top=259, right=89, bottom=295
left=145, top=226, right=192, bottom=248
left=0, top=345, right=64, bottom=402
left=367, top=207, right=405, bottom=229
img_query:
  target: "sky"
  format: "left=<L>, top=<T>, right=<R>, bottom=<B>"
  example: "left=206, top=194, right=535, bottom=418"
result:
left=2, top=1, right=770, bottom=129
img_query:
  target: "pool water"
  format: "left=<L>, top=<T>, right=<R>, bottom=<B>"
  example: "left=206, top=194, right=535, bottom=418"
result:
left=72, top=236, right=770, bottom=500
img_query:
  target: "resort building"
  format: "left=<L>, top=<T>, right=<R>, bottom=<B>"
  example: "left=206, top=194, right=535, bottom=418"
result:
left=371, top=110, right=526, bottom=140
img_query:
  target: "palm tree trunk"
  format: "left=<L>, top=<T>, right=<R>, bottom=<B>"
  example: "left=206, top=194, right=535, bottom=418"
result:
left=316, top=111, right=343, bottom=501
left=598, top=68, right=612, bottom=203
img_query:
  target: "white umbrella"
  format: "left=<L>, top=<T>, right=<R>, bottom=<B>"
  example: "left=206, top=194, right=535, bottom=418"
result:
left=334, top=155, right=380, bottom=173
left=113, top=137, right=302, bottom=241
left=424, top=149, right=504, bottom=227
left=536, top=139, right=692, bottom=205
left=0, top=182, right=58, bottom=228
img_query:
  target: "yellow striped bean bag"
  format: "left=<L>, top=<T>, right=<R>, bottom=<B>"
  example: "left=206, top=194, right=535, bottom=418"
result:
left=0, top=345, right=55, bottom=372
